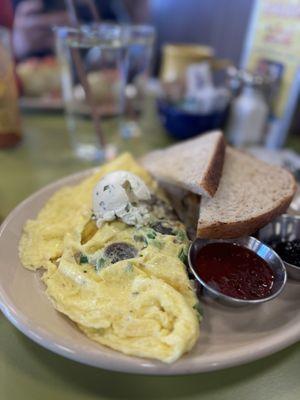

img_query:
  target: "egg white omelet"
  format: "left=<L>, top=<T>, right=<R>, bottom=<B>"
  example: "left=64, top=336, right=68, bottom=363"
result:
left=19, top=153, right=200, bottom=363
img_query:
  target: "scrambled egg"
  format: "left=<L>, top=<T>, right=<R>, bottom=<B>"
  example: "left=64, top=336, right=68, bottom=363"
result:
left=19, top=153, right=200, bottom=363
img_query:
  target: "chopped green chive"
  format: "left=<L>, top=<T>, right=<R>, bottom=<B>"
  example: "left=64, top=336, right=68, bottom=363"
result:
left=150, top=239, right=164, bottom=249
left=178, top=248, right=188, bottom=264
left=176, top=230, right=187, bottom=242
left=95, top=257, right=106, bottom=272
left=146, top=229, right=157, bottom=240
left=125, top=262, right=133, bottom=272
left=193, top=302, right=203, bottom=321
left=79, top=254, right=88, bottom=264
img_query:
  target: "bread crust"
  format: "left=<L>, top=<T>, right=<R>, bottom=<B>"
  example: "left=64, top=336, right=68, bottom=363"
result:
left=197, top=184, right=296, bottom=239
left=201, top=134, right=225, bottom=197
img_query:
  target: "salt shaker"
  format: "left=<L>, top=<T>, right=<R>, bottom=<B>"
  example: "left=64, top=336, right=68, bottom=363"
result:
left=227, top=74, right=268, bottom=147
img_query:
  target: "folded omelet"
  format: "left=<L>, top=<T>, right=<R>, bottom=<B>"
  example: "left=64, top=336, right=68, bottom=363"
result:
left=19, top=153, right=200, bottom=363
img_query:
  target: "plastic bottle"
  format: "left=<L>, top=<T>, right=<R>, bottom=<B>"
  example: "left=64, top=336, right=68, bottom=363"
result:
left=227, top=75, right=268, bottom=147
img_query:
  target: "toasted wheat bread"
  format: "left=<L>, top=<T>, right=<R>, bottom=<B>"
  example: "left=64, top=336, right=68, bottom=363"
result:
left=141, top=131, right=225, bottom=197
left=197, top=147, right=297, bottom=238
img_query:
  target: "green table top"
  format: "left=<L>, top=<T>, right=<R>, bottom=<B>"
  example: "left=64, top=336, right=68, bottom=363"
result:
left=1, top=109, right=300, bottom=400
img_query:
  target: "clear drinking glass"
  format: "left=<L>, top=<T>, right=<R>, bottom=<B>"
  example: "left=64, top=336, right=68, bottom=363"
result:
left=55, top=25, right=127, bottom=161
left=120, top=24, right=155, bottom=138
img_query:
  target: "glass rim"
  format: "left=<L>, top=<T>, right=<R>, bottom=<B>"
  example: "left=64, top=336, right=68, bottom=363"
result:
left=53, top=24, right=125, bottom=48
left=121, top=23, right=155, bottom=34
left=53, top=22, right=155, bottom=39
left=54, top=24, right=122, bottom=34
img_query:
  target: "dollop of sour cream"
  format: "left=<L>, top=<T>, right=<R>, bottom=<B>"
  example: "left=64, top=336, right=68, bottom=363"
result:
left=93, top=171, right=151, bottom=227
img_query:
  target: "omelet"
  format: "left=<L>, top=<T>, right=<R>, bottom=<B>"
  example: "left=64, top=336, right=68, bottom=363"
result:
left=19, top=153, right=200, bottom=363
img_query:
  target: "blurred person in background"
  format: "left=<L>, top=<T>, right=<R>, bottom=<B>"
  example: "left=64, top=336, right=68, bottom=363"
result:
left=11, top=0, right=149, bottom=61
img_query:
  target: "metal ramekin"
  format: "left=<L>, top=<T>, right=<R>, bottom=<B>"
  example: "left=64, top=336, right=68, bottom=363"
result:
left=188, top=236, right=287, bottom=306
left=258, top=214, right=300, bottom=281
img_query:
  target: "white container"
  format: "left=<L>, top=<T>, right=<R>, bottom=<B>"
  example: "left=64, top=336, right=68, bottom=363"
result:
left=227, top=84, right=268, bottom=147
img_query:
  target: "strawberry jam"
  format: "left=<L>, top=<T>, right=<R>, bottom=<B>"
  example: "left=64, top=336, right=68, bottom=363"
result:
left=195, top=242, right=274, bottom=300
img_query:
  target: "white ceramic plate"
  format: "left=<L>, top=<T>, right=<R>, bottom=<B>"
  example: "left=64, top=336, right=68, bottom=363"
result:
left=1, top=170, right=300, bottom=375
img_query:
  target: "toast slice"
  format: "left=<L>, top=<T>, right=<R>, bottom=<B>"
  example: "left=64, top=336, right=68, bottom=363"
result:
left=198, top=147, right=297, bottom=238
left=141, top=131, right=225, bottom=197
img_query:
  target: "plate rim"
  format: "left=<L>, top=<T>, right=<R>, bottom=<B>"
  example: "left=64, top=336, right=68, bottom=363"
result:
left=1, top=170, right=300, bottom=375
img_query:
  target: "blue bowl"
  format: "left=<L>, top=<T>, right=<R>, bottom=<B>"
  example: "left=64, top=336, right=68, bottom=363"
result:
left=157, top=99, right=228, bottom=140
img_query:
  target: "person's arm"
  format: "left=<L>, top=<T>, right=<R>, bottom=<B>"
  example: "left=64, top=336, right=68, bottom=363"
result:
left=12, top=0, right=68, bottom=60
left=123, top=0, right=149, bottom=23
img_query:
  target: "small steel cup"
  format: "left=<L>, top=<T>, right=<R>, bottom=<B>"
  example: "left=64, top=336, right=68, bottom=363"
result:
left=188, top=237, right=287, bottom=306
left=258, top=214, right=300, bottom=280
